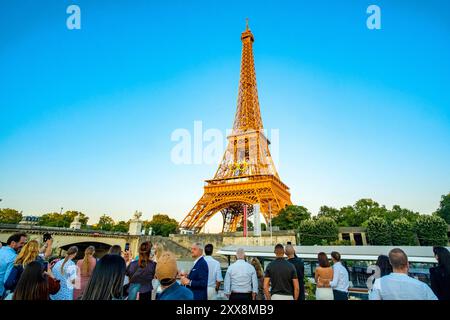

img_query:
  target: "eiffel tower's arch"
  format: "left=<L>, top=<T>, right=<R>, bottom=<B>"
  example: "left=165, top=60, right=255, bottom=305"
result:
left=194, top=197, right=256, bottom=233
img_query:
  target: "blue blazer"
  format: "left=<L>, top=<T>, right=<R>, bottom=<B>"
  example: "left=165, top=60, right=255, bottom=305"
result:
left=187, top=256, right=208, bottom=300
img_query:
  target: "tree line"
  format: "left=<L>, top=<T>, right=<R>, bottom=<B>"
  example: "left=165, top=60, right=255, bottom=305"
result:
left=271, top=193, right=450, bottom=246
left=0, top=209, right=179, bottom=237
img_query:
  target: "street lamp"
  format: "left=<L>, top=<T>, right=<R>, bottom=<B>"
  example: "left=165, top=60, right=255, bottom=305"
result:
left=59, top=207, right=63, bottom=228
left=268, top=201, right=273, bottom=245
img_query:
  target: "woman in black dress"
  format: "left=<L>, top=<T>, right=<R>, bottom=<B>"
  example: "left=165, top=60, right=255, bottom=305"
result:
left=430, top=246, right=450, bottom=300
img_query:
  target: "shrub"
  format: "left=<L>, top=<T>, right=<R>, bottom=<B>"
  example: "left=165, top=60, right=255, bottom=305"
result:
left=297, top=217, right=338, bottom=245
left=298, top=220, right=318, bottom=245
left=414, top=215, right=448, bottom=246
left=365, top=216, right=391, bottom=245
left=390, top=218, right=417, bottom=246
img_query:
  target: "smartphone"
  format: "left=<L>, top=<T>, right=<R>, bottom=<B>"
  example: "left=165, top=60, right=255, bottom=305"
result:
left=287, top=241, right=292, bottom=245
left=125, top=243, right=130, bottom=251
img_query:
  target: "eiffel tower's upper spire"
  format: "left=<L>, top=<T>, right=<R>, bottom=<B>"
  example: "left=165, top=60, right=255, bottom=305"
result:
left=232, top=19, right=263, bottom=133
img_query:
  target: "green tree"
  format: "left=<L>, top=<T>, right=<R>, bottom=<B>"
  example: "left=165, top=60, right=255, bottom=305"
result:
left=261, top=223, right=267, bottom=231
left=38, top=211, right=88, bottom=228
left=112, top=220, right=130, bottom=233
left=435, top=193, right=450, bottom=224
left=414, top=215, right=448, bottom=246
left=298, top=220, right=317, bottom=245
left=390, top=218, right=417, bottom=245
left=147, top=214, right=179, bottom=237
left=0, top=208, right=23, bottom=224
left=317, top=206, right=344, bottom=225
left=365, top=216, right=391, bottom=245
left=237, top=219, right=254, bottom=231
left=337, top=206, right=356, bottom=227
left=272, top=205, right=311, bottom=230
left=96, top=214, right=115, bottom=231
left=314, top=217, right=339, bottom=244
left=385, top=205, right=420, bottom=224
left=297, top=217, right=338, bottom=245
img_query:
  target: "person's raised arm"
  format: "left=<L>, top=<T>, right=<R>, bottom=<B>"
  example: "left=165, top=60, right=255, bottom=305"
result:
left=44, top=239, right=53, bottom=259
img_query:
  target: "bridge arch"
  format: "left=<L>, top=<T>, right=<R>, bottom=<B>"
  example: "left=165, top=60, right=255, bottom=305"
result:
left=59, top=241, right=115, bottom=259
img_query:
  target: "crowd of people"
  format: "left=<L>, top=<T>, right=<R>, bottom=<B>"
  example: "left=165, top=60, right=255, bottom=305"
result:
left=0, top=232, right=449, bottom=301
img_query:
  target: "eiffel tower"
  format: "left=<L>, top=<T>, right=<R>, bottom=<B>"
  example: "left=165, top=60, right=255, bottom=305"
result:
left=179, top=20, right=292, bottom=233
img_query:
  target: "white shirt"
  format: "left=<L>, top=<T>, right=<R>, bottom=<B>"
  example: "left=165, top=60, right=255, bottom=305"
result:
left=369, top=273, right=437, bottom=300
left=224, top=259, right=258, bottom=294
left=204, top=255, right=223, bottom=288
left=330, top=262, right=349, bottom=292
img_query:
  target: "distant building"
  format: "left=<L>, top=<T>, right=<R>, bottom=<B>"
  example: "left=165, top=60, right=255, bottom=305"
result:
left=19, top=216, right=40, bottom=226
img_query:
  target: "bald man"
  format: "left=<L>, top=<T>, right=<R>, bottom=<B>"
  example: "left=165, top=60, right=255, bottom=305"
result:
left=286, top=245, right=305, bottom=300
left=369, top=248, right=437, bottom=300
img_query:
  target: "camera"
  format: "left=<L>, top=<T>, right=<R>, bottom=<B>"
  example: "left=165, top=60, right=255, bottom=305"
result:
left=43, top=233, right=52, bottom=242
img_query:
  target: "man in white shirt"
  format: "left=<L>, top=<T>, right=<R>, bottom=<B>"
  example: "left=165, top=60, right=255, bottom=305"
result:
left=224, top=248, right=258, bottom=300
left=203, top=243, right=223, bottom=300
left=369, top=248, right=437, bottom=300
left=330, top=251, right=349, bottom=300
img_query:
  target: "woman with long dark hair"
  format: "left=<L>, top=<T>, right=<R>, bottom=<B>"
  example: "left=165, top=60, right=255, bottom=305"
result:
left=376, top=255, right=393, bottom=277
left=74, top=246, right=96, bottom=300
left=50, top=246, right=78, bottom=300
left=12, top=261, right=49, bottom=300
left=81, top=254, right=126, bottom=300
left=430, top=246, right=450, bottom=300
left=126, top=241, right=156, bottom=300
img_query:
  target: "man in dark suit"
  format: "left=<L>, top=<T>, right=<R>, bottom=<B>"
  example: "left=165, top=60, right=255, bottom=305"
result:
left=180, top=242, right=209, bottom=300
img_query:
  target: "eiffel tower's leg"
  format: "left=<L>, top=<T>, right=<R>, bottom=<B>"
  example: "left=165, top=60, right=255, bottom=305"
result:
left=179, top=193, right=214, bottom=232
left=221, top=203, right=254, bottom=232
left=221, top=204, right=241, bottom=233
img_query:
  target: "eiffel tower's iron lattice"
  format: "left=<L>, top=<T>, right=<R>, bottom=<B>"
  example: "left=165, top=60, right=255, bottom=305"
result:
left=179, top=21, right=292, bottom=233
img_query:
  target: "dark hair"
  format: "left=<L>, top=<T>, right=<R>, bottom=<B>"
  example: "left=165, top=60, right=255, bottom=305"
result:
left=81, top=254, right=126, bottom=300
left=13, top=261, right=48, bottom=300
left=317, top=252, right=330, bottom=268
left=274, top=243, right=284, bottom=255
left=7, top=233, right=27, bottom=245
left=433, top=246, right=450, bottom=275
left=108, top=245, right=122, bottom=255
left=331, top=251, right=341, bottom=262
left=138, top=241, right=152, bottom=268
left=376, top=255, right=393, bottom=277
left=388, top=248, right=408, bottom=269
left=204, top=244, right=213, bottom=256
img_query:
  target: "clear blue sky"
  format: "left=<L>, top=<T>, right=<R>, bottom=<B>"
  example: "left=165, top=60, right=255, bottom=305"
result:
left=1, top=0, right=449, bottom=232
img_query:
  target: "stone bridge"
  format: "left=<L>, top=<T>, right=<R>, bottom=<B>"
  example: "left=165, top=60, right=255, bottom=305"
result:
left=0, top=224, right=194, bottom=259
left=0, top=224, right=142, bottom=258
